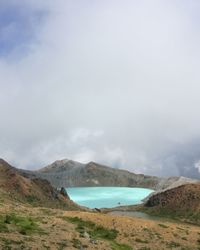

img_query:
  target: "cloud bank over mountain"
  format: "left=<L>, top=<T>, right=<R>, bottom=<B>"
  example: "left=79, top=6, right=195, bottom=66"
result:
left=0, top=0, right=200, bottom=177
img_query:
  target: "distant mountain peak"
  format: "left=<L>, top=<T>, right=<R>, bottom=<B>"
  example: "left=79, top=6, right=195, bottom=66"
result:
left=38, top=158, right=85, bottom=173
left=51, top=159, right=70, bottom=165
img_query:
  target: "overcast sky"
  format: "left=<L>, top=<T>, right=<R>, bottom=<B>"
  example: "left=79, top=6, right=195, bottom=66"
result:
left=0, top=0, right=200, bottom=178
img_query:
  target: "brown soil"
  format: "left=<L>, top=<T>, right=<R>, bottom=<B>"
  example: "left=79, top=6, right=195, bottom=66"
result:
left=144, top=183, right=200, bottom=225
left=0, top=201, right=200, bottom=250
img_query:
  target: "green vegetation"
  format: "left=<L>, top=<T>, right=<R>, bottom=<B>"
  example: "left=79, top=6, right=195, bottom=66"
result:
left=91, top=225, right=118, bottom=240
left=0, top=237, right=25, bottom=250
left=166, top=241, right=181, bottom=248
left=62, top=216, right=132, bottom=249
left=63, top=216, right=118, bottom=240
left=139, top=207, right=179, bottom=221
left=0, top=219, right=8, bottom=233
left=26, top=195, right=39, bottom=204
left=110, top=241, right=132, bottom=250
left=72, top=238, right=82, bottom=249
left=140, top=207, right=200, bottom=226
left=65, top=216, right=96, bottom=229
left=0, top=213, right=44, bottom=235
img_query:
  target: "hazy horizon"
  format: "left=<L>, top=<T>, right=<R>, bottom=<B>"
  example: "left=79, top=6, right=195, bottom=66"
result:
left=1, top=0, right=200, bottom=178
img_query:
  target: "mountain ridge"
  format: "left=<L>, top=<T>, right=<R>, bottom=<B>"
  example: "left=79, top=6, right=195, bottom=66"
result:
left=25, top=159, right=199, bottom=191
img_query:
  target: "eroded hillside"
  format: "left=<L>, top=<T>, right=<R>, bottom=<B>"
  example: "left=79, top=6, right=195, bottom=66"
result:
left=144, top=183, right=200, bottom=225
left=0, top=159, right=81, bottom=210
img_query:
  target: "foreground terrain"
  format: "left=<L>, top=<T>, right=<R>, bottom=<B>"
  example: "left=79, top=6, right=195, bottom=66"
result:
left=1, top=200, right=200, bottom=250
left=1, top=158, right=200, bottom=249
left=143, top=183, right=200, bottom=225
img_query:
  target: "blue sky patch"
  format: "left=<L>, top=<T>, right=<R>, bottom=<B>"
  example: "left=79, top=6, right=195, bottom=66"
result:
left=0, top=3, right=47, bottom=57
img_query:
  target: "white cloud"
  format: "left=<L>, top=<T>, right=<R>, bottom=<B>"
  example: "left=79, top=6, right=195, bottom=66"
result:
left=0, top=0, right=200, bottom=177
left=195, top=160, right=200, bottom=173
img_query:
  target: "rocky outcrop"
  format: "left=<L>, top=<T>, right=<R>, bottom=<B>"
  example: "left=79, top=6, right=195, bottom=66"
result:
left=60, top=187, right=70, bottom=199
left=146, top=183, right=200, bottom=208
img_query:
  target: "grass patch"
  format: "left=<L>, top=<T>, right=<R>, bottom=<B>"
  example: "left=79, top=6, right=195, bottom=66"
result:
left=63, top=216, right=132, bottom=249
left=110, top=241, right=132, bottom=250
left=64, top=216, right=95, bottom=228
left=0, top=237, right=25, bottom=250
left=72, top=238, right=82, bottom=249
left=63, top=216, right=118, bottom=240
left=166, top=241, right=181, bottom=248
left=26, top=195, right=39, bottom=204
left=0, top=213, right=44, bottom=235
left=0, top=219, right=9, bottom=232
left=141, top=207, right=200, bottom=226
left=91, top=226, right=118, bottom=240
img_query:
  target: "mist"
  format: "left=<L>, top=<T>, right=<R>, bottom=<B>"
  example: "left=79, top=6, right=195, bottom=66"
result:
left=0, top=0, right=200, bottom=178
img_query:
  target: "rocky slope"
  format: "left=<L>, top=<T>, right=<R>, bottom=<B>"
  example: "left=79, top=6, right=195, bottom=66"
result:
left=26, top=159, right=198, bottom=191
left=35, top=160, right=162, bottom=189
left=0, top=159, right=81, bottom=210
left=144, top=183, right=200, bottom=224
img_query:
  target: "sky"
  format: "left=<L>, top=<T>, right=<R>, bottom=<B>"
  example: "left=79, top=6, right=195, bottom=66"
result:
left=0, top=0, right=200, bottom=178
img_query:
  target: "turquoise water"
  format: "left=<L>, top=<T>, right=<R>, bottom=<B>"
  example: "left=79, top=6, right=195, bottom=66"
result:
left=66, top=187, right=153, bottom=208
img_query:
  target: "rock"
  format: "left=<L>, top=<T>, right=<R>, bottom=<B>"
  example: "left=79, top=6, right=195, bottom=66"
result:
left=94, top=208, right=101, bottom=213
left=90, top=239, right=97, bottom=244
left=60, top=187, right=70, bottom=199
left=83, top=231, right=90, bottom=239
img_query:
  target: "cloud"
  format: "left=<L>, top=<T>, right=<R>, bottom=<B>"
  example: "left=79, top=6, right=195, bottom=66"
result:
left=195, top=160, right=200, bottom=173
left=0, top=0, right=200, bottom=178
